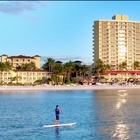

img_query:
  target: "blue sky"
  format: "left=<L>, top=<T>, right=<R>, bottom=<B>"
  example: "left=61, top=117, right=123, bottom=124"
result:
left=0, top=1, right=140, bottom=65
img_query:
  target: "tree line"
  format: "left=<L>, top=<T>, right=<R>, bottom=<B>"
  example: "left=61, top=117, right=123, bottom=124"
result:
left=0, top=58, right=89, bottom=85
left=93, top=59, right=140, bottom=81
left=0, top=61, right=36, bottom=71
left=41, top=58, right=89, bottom=85
left=1, top=58, right=140, bottom=85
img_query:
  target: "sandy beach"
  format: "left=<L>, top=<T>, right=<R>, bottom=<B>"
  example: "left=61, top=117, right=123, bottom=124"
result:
left=0, top=84, right=140, bottom=91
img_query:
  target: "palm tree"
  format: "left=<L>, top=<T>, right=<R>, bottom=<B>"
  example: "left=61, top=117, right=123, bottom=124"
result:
left=53, top=63, right=64, bottom=84
left=12, top=74, right=21, bottom=84
left=93, top=59, right=103, bottom=77
left=63, top=61, right=75, bottom=82
left=53, top=63, right=63, bottom=75
left=51, top=74, right=62, bottom=85
left=28, top=62, right=36, bottom=70
left=74, top=65, right=82, bottom=77
left=3, top=62, right=13, bottom=71
left=118, top=61, right=127, bottom=82
left=92, top=59, right=110, bottom=81
left=118, top=61, right=127, bottom=70
left=0, top=62, right=5, bottom=71
left=64, top=61, right=75, bottom=77
left=0, top=62, right=12, bottom=71
left=15, top=62, right=36, bottom=70
left=133, top=61, right=140, bottom=70
left=42, top=58, right=56, bottom=74
left=81, top=65, right=89, bottom=77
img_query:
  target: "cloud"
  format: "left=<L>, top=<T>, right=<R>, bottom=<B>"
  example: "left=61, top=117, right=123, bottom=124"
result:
left=40, top=55, right=92, bottom=66
left=0, top=1, right=47, bottom=15
left=41, top=55, right=83, bottom=63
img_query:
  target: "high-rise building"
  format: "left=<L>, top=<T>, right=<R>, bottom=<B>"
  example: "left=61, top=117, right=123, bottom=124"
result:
left=93, top=15, right=140, bottom=70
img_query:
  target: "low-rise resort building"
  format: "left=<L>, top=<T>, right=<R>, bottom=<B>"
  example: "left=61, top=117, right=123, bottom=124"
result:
left=0, top=54, right=49, bottom=85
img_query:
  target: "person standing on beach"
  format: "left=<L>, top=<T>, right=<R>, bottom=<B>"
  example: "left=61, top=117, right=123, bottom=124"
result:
left=55, top=105, right=62, bottom=124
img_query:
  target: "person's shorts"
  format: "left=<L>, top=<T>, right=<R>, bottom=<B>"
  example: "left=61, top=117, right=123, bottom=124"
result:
left=56, top=116, right=59, bottom=120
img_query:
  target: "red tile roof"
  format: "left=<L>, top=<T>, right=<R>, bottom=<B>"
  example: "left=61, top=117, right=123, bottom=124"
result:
left=8, top=55, right=35, bottom=59
left=105, top=70, right=140, bottom=75
left=34, top=55, right=40, bottom=57
left=1, top=54, right=40, bottom=58
left=1, top=54, right=8, bottom=56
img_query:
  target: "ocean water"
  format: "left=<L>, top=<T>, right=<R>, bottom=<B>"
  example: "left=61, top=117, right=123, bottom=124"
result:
left=0, top=89, right=140, bottom=140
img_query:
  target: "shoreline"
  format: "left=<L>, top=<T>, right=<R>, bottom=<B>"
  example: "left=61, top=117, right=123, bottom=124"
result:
left=0, top=85, right=140, bottom=91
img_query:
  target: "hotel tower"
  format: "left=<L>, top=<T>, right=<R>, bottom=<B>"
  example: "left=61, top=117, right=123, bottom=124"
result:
left=93, top=15, right=140, bottom=70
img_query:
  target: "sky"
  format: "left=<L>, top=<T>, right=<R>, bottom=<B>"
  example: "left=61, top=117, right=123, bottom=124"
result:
left=0, top=1, right=140, bottom=65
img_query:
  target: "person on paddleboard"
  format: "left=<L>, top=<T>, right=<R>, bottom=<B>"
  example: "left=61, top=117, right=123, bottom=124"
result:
left=55, top=105, right=62, bottom=124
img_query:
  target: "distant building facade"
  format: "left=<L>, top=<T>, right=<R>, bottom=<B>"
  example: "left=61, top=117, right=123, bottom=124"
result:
left=93, top=15, right=140, bottom=70
left=0, top=70, right=49, bottom=84
left=103, top=70, right=140, bottom=82
left=1, top=54, right=40, bottom=69
left=0, top=54, right=49, bottom=84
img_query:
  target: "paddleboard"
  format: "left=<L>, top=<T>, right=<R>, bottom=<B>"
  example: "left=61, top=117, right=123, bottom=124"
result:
left=43, top=122, right=76, bottom=128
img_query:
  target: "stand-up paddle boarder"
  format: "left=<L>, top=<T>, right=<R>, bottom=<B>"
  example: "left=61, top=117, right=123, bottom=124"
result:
left=55, top=105, right=62, bottom=124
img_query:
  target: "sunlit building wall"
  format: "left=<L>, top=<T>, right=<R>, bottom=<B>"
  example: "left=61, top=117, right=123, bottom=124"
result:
left=0, top=70, right=49, bottom=84
left=1, top=54, right=40, bottom=69
left=93, top=15, right=140, bottom=70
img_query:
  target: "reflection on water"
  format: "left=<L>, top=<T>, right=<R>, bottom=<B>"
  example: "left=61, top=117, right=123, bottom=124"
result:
left=116, top=98, right=126, bottom=109
left=112, top=90, right=130, bottom=139
left=94, top=89, right=140, bottom=139
left=112, top=123, right=130, bottom=140
left=55, top=127, right=60, bottom=139
left=1, top=90, right=140, bottom=139
left=118, top=90, right=127, bottom=92
left=116, top=91, right=127, bottom=109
